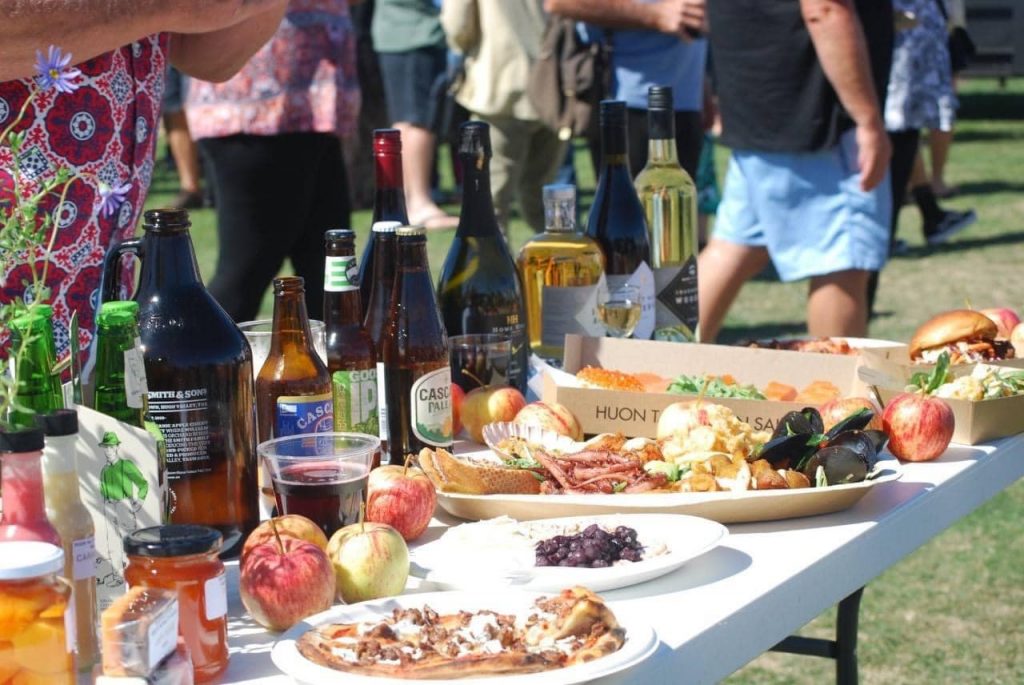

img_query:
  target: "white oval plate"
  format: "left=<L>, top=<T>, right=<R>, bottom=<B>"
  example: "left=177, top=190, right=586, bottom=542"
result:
left=271, top=590, right=658, bottom=685
left=409, top=513, right=727, bottom=593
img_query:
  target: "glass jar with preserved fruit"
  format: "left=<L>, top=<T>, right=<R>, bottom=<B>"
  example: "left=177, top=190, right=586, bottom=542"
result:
left=0, top=427, right=61, bottom=544
left=0, top=541, right=75, bottom=684
left=124, top=525, right=228, bottom=683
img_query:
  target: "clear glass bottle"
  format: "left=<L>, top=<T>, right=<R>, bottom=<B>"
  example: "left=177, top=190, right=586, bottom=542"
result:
left=635, top=85, right=700, bottom=342
left=0, top=426, right=61, bottom=545
left=37, top=409, right=99, bottom=673
left=517, top=184, right=606, bottom=362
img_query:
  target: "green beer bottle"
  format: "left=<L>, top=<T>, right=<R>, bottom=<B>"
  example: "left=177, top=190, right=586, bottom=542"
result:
left=92, top=301, right=147, bottom=427
left=7, top=309, right=64, bottom=428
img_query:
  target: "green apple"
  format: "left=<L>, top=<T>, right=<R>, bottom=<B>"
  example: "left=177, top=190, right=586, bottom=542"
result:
left=326, top=521, right=409, bottom=603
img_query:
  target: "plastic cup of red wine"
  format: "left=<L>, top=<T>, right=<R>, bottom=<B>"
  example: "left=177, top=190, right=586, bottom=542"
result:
left=258, top=432, right=380, bottom=537
left=449, top=333, right=512, bottom=392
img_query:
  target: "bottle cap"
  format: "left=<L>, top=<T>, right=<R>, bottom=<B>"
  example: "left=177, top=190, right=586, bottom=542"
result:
left=396, top=225, right=426, bottom=237
left=325, top=229, right=356, bottom=243
left=35, top=408, right=79, bottom=437
left=98, top=300, right=140, bottom=328
left=124, top=525, right=223, bottom=558
left=8, top=310, right=48, bottom=333
left=543, top=184, right=577, bottom=232
left=599, top=100, right=627, bottom=128
left=648, top=85, right=674, bottom=111
left=0, top=542, right=64, bottom=580
left=0, top=426, right=46, bottom=452
left=458, top=121, right=492, bottom=158
left=372, top=221, right=402, bottom=234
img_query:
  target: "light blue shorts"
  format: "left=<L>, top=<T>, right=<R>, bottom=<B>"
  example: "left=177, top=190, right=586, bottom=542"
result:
left=713, top=129, right=891, bottom=282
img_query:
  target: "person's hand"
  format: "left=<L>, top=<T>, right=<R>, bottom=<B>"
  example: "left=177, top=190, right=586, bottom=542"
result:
left=652, top=0, right=708, bottom=38
left=855, top=119, right=891, bottom=192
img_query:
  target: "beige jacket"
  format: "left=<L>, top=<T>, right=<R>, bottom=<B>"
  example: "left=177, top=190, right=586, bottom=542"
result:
left=440, top=0, right=547, bottom=120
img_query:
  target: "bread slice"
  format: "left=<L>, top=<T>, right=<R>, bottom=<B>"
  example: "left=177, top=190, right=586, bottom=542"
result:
left=418, top=447, right=541, bottom=495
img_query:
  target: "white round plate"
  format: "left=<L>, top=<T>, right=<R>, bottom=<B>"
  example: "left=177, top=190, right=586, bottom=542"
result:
left=409, top=513, right=727, bottom=592
left=271, top=590, right=658, bottom=685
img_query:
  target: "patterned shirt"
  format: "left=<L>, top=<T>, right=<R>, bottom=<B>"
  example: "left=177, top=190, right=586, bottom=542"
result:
left=886, top=0, right=957, bottom=132
left=0, top=36, right=167, bottom=358
left=187, top=1, right=361, bottom=141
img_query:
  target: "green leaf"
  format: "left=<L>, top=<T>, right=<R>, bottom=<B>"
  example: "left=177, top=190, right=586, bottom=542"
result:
left=613, top=481, right=627, bottom=492
left=925, top=352, right=952, bottom=394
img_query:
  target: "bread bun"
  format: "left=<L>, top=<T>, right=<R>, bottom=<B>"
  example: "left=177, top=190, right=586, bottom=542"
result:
left=909, top=309, right=998, bottom=360
left=417, top=447, right=541, bottom=495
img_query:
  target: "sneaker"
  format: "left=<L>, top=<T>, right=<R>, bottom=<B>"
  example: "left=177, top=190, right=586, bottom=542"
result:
left=925, top=209, right=977, bottom=245
left=891, top=238, right=910, bottom=256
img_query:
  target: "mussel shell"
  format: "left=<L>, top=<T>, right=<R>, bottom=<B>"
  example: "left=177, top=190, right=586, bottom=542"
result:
left=861, top=429, right=889, bottom=456
left=758, top=432, right=816, bottom=468
left=826, top=430, right=878, bottom=466
left=824, top=408, right=876, bottom=441
left=802, top=445, right=869, bottom=485
left=771, top=408, right=825, bottom=440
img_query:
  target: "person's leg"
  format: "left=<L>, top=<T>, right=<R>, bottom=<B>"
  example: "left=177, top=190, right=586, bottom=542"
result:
left=482, top=115, right=522, bottom=236
left=518, top=121, right=567, bottom=234
left=164, top=111, right=202, bottom=198
left=928, top=128, right=955, bottom=196
left=289, top=133, right=351, bottom=321
left=807, top=270, right=871, bottom=337
left=909, top=149, right=976, bottom=242
left=698, top=239, right=770, bottom=342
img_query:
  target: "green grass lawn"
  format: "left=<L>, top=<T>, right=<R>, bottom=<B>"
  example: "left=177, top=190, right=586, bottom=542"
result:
left=145, top=78, right=1024, bottom=683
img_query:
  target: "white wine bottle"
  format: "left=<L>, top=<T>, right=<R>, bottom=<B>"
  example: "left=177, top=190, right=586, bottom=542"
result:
left=634, top=86, right=700, bottom=342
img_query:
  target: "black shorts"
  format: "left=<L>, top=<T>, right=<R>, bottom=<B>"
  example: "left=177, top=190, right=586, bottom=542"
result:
left=378, top=45, right=447, bottom=129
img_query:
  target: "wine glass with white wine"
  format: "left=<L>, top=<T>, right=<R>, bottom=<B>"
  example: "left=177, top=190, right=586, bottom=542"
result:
left=597, top=284, right=642, bottom=338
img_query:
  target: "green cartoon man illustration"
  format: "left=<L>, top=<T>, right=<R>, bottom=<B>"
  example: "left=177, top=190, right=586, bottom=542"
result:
left=98, top=431, right=149, bottom=587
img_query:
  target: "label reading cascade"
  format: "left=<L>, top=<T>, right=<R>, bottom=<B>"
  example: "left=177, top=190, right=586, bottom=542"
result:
left=276, top=393, right=333, bottom=436
left=410, top=367, right=452, bottom=446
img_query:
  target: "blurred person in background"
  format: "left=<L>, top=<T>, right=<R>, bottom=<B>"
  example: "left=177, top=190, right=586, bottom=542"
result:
left=0, top=0, right=288, bottom=359
left=929, top=0, right=969, bottom=198
left=162, top=66, right=205, bottom=210
left=699, top=0, right=893, bottom=341
left=441, top=0, right=564, bottom=235
left=187, top=0, right=361, bottom=322
left=373, top=0, right=458, bottom=229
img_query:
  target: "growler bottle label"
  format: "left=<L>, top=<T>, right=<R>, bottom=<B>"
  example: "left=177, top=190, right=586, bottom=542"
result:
left=123, top=337, right=149, bottom=408
left=325, top=255, right=359, bottom=292
left=410, top=366, right=453, bottom=446
left=275, top=392, right=334, bottom=436
left=332, top=368, right=379, bottom=434
left=148, top=387, right=213, bottom=477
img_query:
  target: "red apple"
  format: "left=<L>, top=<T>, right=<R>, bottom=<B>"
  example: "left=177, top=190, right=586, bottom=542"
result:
left=327, top=521, right=409, bottom=603
left=979, top=307, right=1021, bottom=339
left=365, top=461, right=437, bottom=541
left=242, top=514, right=329, bottom=561
left=514, top=401, right=583, bottom=440
left=1011, top=322, right=1024, bottom=358
left=240, top=522, right=336, bottom=631
left=882, top=393, right=955, bottom=462
left=818, top=397, right=884, bottom=433
left=451, top=383, right=466, bottom=436
left=461, top=386, right=528, bottom=443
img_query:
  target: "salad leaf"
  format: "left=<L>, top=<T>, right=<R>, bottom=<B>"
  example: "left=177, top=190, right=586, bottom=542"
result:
left=667, top=374, right=766, bottom=400
left=908, top=351, right=953, bottom=395
left=504, top=456, right=541, bottom=470
left=644, top=460, right=681, bottom=482
left=613, top=481, right=627, bottom=492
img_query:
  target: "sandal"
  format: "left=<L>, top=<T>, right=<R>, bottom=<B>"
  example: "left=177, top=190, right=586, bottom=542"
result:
left=410, top=208, right=460, bottom=231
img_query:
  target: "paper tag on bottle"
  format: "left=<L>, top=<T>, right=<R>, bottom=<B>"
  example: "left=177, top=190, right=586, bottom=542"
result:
left=148, top=599, right=179, bottom=671
left=376, top=361, right=389, bottom=441
left=204, top=573, right=228, bottom=621
left=606, top=263, right=656, bottom=340
left=64, top=597, right=76, bottom=653
left=123, top=338, right=149, bottom=408
left=72, top=536, right=97, bottom=580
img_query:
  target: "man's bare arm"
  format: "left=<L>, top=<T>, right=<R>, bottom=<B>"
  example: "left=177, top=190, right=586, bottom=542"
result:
left=0, top=0, right=281, bottom=82
left=543, top=0, right=705, bottom=38
left=801, top=0, right=891, bottom=191
left=170, top=0, right=287, bottom=82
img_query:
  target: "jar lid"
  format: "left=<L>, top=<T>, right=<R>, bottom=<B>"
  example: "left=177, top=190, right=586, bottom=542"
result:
left=0, top=542, right=64, bottom=579
left=0, top=426, right=45, bottom=452
left=124, top=525, right=223, bottom=558
left=35, top=409, right=79, bottom=437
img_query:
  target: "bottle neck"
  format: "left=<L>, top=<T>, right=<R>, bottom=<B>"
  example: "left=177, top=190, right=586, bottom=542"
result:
left=270, top=288, right=316, bottom=355
left=373, top=152, right=408, bottom=222
left=138, top=226, right=204, bottom=291
left=324, top=252, right=363, bottom=328
left=600, top=121, right=629, bottom=161
left=42, top=435, right=79, bottom=476
left=647, top=108, right=678, bottom=164
left=396, top=239, right=430, bottom=276
left=456, top=153, right=503, bottom=238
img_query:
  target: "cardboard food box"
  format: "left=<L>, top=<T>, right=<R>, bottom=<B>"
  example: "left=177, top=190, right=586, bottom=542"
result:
left=857, top=355, right=1024, bottom=445
left=541, top=335, right=873, bottom=438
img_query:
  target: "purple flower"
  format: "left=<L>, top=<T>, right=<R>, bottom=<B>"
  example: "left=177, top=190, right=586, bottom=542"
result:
left=34, top=46, right=82, bottom=94
left=97, top=181, right=131, bottom=218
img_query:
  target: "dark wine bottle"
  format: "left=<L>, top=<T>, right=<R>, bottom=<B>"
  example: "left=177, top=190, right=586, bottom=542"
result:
left=437, top=121, right=529, bottom=392
left=358, top=129, right=409, bottom=315
left=586, top=100, right=655, bottom=339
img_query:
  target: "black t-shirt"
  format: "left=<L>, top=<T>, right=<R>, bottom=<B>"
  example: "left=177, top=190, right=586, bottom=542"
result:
left=709, top=0, right=893, bottom=153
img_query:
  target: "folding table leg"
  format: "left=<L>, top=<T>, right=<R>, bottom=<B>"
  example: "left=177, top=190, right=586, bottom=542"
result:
left=769, top=586, right=866, bottom=685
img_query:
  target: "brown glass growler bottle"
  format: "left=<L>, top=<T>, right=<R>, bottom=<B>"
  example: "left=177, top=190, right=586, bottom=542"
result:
left=359, top=129, right=409, bottom=315
left=382, top=226, right=452, bottom=465
left=362, top=220, right=400, bottom=460
left=256, top=277, right=333, bottom=443
left=323, top=231, right=379, bottom=463
left=99, top=208, right=258, bottom=558
left=438, top=121, right=529, bottom=393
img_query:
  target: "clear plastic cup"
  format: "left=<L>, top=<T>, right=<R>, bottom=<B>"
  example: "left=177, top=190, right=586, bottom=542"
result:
left=238, top=319, right=327, bottom=380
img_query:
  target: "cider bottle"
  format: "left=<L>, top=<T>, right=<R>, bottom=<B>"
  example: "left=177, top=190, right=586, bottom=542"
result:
left=382, top=226, right=452, bottom=464
left=323, top=231, right=378, bottom=448
left=362, top=221, right=401, bottom=459
left=99, top=208, right=258, bottom=557
left=7, top=309, right=64, bottom=428
left=92, top=300, right=147, bottom=428
left=359, top=129, right=409, bottom=314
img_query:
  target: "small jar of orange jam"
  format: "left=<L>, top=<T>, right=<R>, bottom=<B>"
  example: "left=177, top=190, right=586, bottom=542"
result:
left=0, top=541, right=75, bottom=684
left=124, top=525, right=228, bottom=683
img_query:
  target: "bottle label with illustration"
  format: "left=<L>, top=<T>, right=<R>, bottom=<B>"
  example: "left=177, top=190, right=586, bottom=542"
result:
left=540, top=284, right=605, bottom=347
left=653, top=255, right=699, bottom=342
left=72, top=536, right=97, bottom=580
left=276, top=392, right=333, bottom=436
left=325, top=255, right=359, bottom=292
left=410, top=366, right=453, bottom=447
left=123, top=337, right=149, bottom=409
left=148, top=387, right=213, bottom=477
left=375, top=361, right=389, bottom=441
left=606, top=262, right=656, bottom=340
left=332, top=367, right=379, bottom=434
